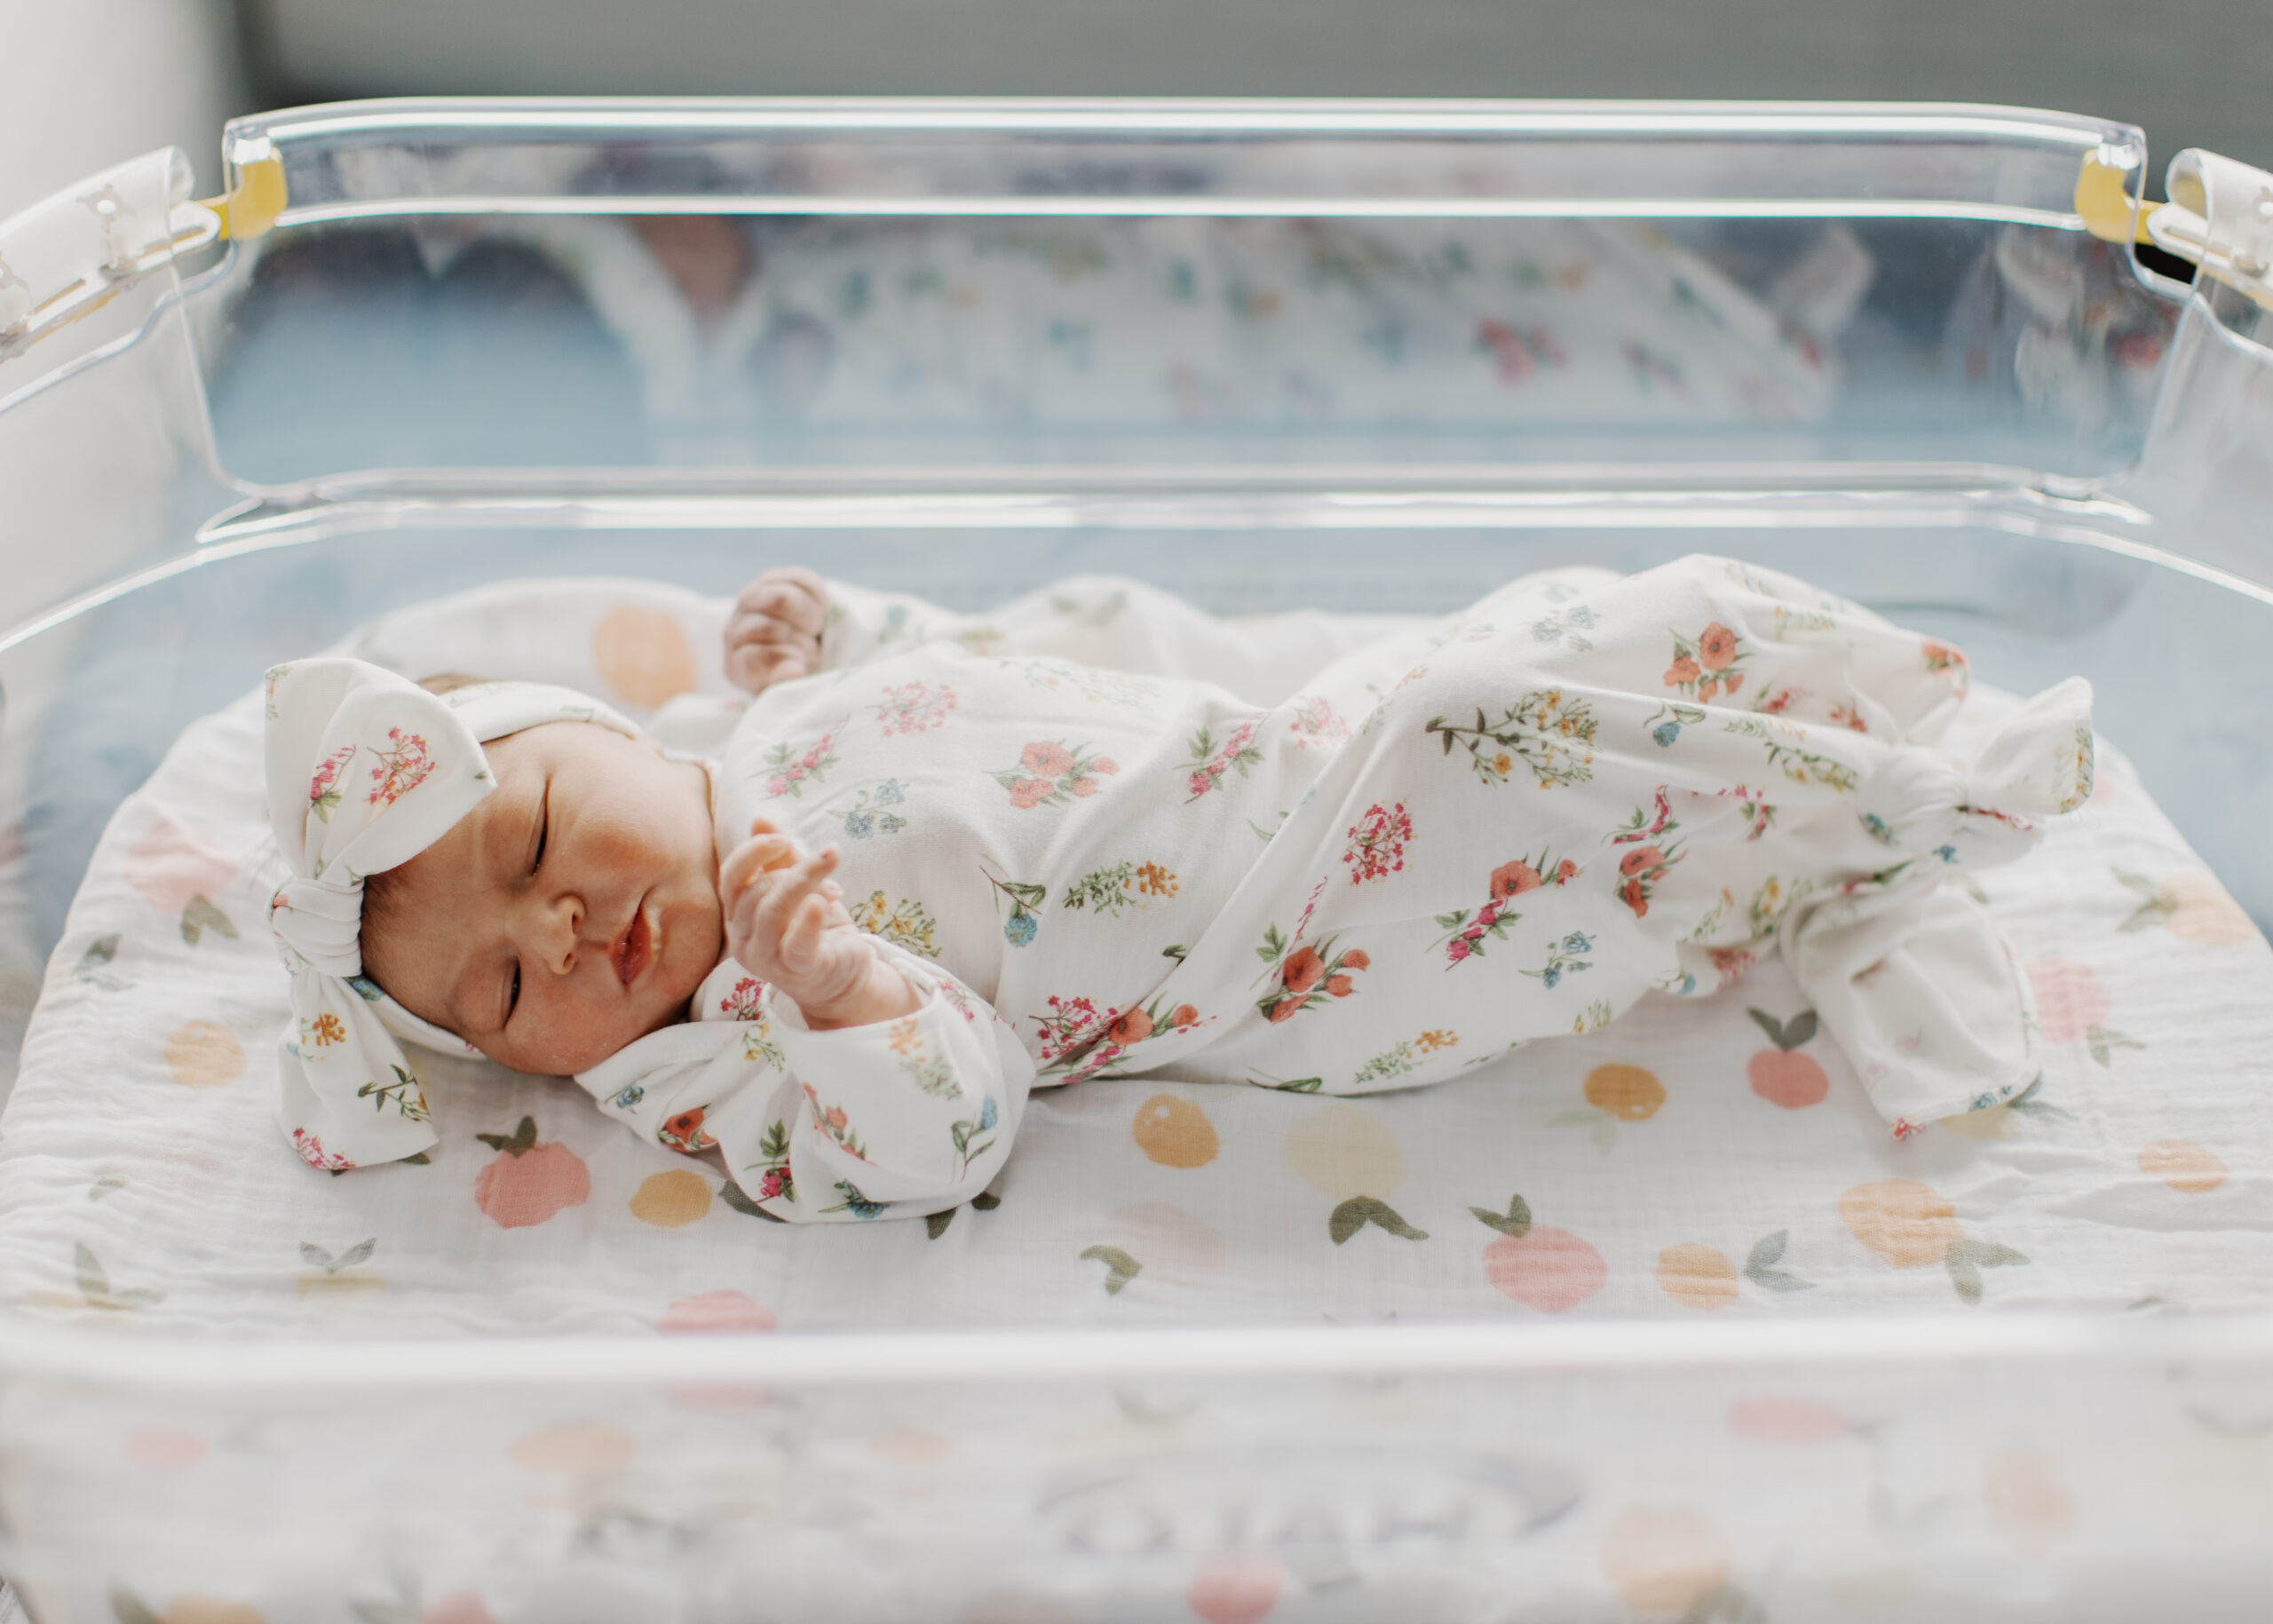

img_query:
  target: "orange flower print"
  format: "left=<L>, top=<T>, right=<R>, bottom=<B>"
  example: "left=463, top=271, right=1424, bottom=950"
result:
left=1606, top=794, right=1685, bottom=916
left=1619, top=845, right=1664, bottom=877
left=1254, top=927, right=1369, bottom=1020
left=1665, top=624, right=1750, bottom=701
left=1168, top=1003, right=1200, bottom=1029
left=1828, top=702, right=1868, bottom=733
left=1921, top=639, right=1968, bottom=681
left=1491, top=860, right=1542, bottom=899
left=1105, top=1007, right=1154, bottom=1046
left=1620, top=877, right=1648, bottom=916
left=659, top=1106, right=718, bottom=1155
left=306, top=1012, right=345, bottom=1048
left=1437, top=851, right=1576, bottom=964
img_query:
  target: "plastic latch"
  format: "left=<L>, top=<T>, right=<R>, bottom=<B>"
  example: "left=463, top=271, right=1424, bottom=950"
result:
left=2150, top=149, right=2273, bottom=311
left=194, top=136, right=286, bottom=242
left=2076, top=148, right=2151, bottom=246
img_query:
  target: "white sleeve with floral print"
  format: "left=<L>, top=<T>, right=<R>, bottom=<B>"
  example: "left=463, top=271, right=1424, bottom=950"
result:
left=574, top=940, right=1034, bottom=1224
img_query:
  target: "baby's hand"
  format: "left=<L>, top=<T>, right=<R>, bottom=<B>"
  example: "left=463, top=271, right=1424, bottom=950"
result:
left=720, top=820, right=918, bottom=1030
left=725, top=566, right=828, bottom=693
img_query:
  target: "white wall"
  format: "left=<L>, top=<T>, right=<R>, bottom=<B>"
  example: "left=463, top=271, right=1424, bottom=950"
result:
left=0, top=0, right=246, bottom=225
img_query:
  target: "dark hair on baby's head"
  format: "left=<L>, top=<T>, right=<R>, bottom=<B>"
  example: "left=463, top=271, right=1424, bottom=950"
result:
left=357, top=672, right=489, bottom=998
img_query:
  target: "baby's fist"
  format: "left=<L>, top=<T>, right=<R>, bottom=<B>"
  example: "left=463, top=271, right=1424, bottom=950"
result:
left=725, top=566, right=828, bottom=693
left=719, top=821, right=916, bottom=1030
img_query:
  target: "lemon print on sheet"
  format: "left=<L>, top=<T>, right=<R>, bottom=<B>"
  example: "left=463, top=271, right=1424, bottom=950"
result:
left=2140, top=1140, right=2227, bottom=1193
left=1282, top=1102, right=1426, bottom=1247
left=509, top=1421, right=637, bottom=1477
left=1132, top=1094, right=1219, bottom=1168
left=1550, top=1062, right=1664, bottom=1152
left=630, top=1168, right=714, bottom=1227
left=165, top=1021, right=243, bottom=1089
left=1657, top=1243, right=1739, bottom=1311
left=592, top=603, right=699, bottom=708
left=1598, top=1505, right=1730, bottom=1613
left=1839, top=1177, right=2029, bottom=1304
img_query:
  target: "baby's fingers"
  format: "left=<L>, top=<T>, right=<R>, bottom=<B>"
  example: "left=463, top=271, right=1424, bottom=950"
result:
left=732, top=567, right=828, bottom=635
left=775, top=891, right=839, bottom=978
left=750, top=847, right=841, bottom=945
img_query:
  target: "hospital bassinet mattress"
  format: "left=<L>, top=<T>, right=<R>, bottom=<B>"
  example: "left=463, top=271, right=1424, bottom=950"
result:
left=3, top=575, right=2268, bottom=1341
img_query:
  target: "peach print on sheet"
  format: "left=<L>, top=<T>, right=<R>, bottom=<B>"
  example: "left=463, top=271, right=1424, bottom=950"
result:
left=473, top=1116, right=590, bottom=1228
left=591, top=603, right=699, bottom=708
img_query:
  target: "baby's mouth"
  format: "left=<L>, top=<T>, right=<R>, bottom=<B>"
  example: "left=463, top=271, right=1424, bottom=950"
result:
left=614, top=896, right=657, bottom=987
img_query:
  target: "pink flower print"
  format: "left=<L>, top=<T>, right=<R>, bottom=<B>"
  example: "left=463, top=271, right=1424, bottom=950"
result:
left=994, top=739, right=1114, bottom=811
left=1342, top=801, right=1414, bottom=885
left=756, top=1167, right=788, bottom=1200
left=307, top=745, right=355, bottom=821
left=1446, top=937, right=1473, bottom=963
left=1181, top=719, right=1264, bottom=803
left=290, top=1128, right=355, bottom=1172
left=1921, top=639, right=1968, bottom=681
left=1756, top=687, right=1802, bottom=715
left=761, top=718, right=845, bottom=800
left=1287, top=695, right=1350, bottom=750
left=1828, top=703, right=1869, bottom=733
left=366, top=729, right=434, bottom=807
left=719, top=977, right=767, bottom=1021
left=874, top=680, right=958, bottom=737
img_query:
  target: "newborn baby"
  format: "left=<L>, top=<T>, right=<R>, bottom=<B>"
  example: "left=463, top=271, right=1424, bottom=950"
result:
left=264, top=555, right=2095, bottom=1222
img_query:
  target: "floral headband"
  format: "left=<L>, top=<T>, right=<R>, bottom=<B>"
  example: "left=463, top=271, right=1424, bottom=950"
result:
left=262, top=658, right=639, bottom=1172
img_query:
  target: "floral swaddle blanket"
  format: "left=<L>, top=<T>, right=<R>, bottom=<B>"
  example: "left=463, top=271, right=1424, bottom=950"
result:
left=574, top=555, right=2095, bottom=1224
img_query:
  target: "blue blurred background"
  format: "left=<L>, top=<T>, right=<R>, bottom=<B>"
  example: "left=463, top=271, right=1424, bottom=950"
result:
left=4, top=0, right=2269, bottom=224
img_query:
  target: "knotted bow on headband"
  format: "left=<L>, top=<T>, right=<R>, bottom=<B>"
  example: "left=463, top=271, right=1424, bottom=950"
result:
left=262, top=658, right=640, bottom=1172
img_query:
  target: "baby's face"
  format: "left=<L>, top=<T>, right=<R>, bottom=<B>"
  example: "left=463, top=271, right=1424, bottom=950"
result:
left=361, top=721, right=723, bottom=1075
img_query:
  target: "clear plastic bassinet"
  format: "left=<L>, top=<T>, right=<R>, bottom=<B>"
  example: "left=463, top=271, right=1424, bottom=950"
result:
left=2, top=100, right=2272, bottom=1623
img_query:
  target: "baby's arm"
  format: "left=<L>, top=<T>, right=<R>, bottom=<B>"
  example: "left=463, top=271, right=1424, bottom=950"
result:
left=725, top=567, right=1426, bottom=706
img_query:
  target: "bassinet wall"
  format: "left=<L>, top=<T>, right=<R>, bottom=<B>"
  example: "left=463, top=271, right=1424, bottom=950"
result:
left=2, top=100, right=2273, bottom=1621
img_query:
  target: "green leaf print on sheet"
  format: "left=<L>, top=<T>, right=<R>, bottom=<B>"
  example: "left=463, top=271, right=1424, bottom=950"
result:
left=179, top=895, right=238, bottom=947
left=762, top=716, right=847, bottom=799
left=1329, top=1196, right=1430, bottom=1245
left=1423, top=690, right=1598, bottom=788
left=994, top=739, right=1121, bottom=810
left=1743, top=1230, right=1816, bottom=1292
left=1081, top=1244, right=1143, bottom=1295
left=74, top=1241, right=162, bottom=1311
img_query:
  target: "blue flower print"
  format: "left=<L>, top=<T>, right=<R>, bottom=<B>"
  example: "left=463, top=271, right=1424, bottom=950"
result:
left=1652, top=721, right=1682, bottom=748
left=823, top=1179, right=889, bottom=1219
left=1934, top=844, right=1959, bottom=864
left=609, top=1084, right=645, bottom=1111
left=1004, top=912, right=1038, bottom=947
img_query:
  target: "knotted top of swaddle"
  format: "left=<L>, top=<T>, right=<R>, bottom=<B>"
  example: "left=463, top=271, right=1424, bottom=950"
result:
left=262, top=658, right=640, bottom=1171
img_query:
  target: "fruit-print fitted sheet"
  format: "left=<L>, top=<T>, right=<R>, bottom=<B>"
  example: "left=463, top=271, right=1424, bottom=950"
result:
left=584, top=557, right=2092, bottom=1224
left=3, top=574, right=2268, bottom=1621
